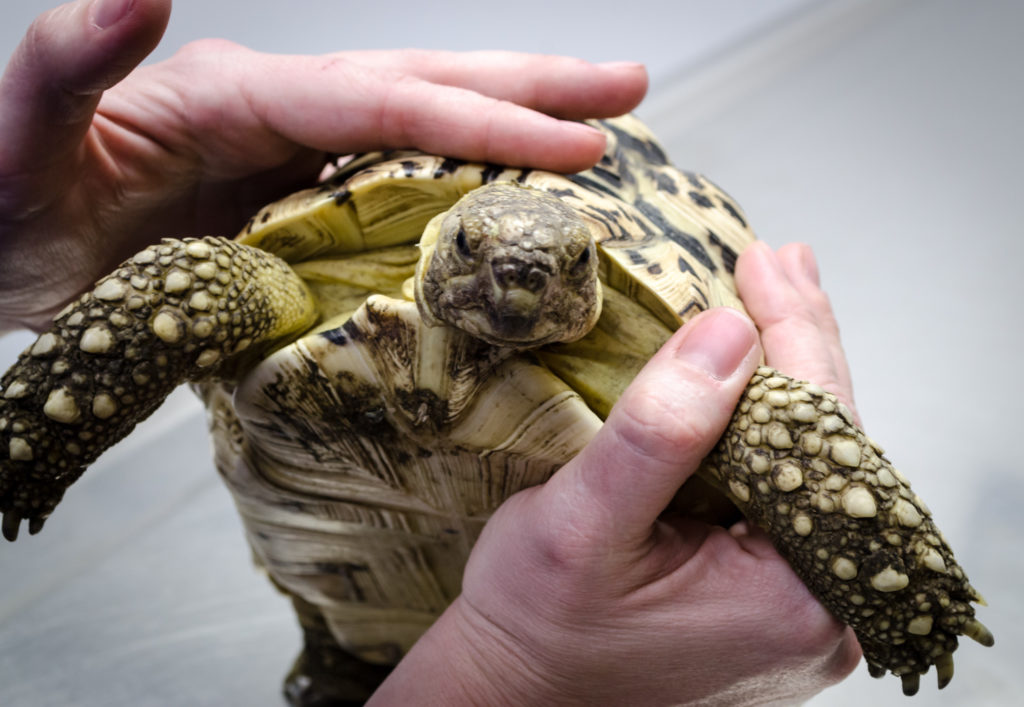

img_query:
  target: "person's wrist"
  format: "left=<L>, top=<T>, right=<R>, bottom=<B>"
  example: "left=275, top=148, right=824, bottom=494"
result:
left=368, top=596, right=567, bottom=706
left=451, top=596, right=570, bottom=705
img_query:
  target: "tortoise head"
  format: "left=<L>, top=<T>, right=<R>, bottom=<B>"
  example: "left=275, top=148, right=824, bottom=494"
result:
left=415, top=182, right=601, bottom=348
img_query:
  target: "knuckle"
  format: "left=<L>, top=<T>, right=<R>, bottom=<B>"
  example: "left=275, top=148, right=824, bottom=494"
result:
left=802, top=286, right=838, bottom=327
left=611, top=386, right=710, bottom=467
left=759, top=307, right=826, bottom=356
left=505, top=500, right=603, bottom=589
left=170, top=38, right=245, bottom=64
left=528, top=520, right=595, bottom=577
left=375, top=72, right=430, bottom=146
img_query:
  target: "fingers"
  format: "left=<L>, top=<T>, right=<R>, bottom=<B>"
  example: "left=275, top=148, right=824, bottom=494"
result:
left=0, top=0, right=170, bottom=202
left=735, top=241, right=856, bottom=414
left=237, top=49, right=626, bottom=173
left=552, top=307, right=761, bottom=543
left=340, top=50, right=648, bottom=121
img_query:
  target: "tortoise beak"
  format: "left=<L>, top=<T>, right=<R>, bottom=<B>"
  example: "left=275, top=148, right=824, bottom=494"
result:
left=485, top=258, right=554, bottom=342
left=486, top=308, right=538, bottom=342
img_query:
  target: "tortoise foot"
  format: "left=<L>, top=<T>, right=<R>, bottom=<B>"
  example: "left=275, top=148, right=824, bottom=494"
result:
left=283, top=644, right=393, bottom=707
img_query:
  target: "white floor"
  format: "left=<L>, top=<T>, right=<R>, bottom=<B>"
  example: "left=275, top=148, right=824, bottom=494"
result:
left=1, top=0, right=1020, bottom=704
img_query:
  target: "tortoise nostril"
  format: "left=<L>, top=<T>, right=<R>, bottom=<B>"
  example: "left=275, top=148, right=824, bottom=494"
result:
left=492, top=261, right=550, bottom=293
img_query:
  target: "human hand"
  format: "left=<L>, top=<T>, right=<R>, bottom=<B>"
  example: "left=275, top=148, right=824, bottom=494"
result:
left=0, top=0, right=646, bottom=332
left=369, top=242, right=863, bottom=706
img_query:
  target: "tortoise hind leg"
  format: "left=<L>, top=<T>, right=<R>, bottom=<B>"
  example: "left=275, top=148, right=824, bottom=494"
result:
left=284, top=595, right=394, bottom=707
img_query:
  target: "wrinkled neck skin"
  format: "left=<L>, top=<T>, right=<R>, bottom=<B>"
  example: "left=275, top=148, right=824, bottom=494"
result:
left=414, top=183, right=602, bottom=353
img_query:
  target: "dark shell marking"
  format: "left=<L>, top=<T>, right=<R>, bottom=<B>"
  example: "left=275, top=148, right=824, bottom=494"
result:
left=233, top=116, right=991, bottom=691
left=0, top=116, right=991, bottom=699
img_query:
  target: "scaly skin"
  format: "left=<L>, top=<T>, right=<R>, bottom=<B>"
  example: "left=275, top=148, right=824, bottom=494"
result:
left=700, top=367, right=993, bottom=694
left=0, top=184, right=992, bottom=697
left=415, top=183, right=601, bottom=347
left=0, top=237, right=316, bottom=540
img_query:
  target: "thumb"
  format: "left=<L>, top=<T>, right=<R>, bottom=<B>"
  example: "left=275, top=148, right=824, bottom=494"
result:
left=556, top=307, right=761, bottom=543
left=0, top=0, right=170, bottom=193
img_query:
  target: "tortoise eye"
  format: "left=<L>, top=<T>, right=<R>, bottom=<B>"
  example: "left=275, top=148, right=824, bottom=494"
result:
left=569, top=245, right=592, bottom=277
left=455, top=227, right=472, bottom=260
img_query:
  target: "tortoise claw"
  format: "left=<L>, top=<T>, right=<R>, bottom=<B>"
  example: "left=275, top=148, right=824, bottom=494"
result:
left=965, top=618, right=995, bottom=647
left=0, top=236, right=318, bottom=549
left=28, top=515, right=47, bottom=535
left=2, top=510, right=22, bottom=542
left=901, top=672, right=920, bottom=696
left=866, top=662, right=887, bottom=679
left=935, top=652, right=954, bottom=689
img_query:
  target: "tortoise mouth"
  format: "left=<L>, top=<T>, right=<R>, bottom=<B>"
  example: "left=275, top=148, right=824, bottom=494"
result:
left=485, top=309, right=541, bottom=344
left=434, top=270, right=599, bottom=348
left=441, top=301, right=552, bottom=347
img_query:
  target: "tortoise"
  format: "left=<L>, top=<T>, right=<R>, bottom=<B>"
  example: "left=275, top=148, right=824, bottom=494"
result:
left=0, top=114, right=992, bottom=702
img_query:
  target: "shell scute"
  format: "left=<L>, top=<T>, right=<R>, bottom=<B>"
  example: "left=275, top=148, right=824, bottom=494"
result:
left=1, top=115, right=989, bottom=698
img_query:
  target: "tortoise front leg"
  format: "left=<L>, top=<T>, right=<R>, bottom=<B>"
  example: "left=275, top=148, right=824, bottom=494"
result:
left=699, top=366, right=993, bottom=694
left=0, top=237, right=316, bottom=540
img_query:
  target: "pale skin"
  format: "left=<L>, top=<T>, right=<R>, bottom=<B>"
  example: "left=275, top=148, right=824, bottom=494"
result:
left=1, top=0, right=862, bottom=704
left=0, top=0, right=645, bottom=332
left=369, top=246, right=863, bottom=706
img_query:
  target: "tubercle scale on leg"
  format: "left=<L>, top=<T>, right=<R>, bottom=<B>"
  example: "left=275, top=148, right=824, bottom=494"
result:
left=0, top=237, right=317, bottom=541
left=698, top=366, right=992, bottom=691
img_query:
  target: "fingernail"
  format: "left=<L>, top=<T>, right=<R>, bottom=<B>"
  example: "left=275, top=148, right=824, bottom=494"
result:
left=91, top=0, right=134, bottom=30
left=674, top=307, right=757, bottom=381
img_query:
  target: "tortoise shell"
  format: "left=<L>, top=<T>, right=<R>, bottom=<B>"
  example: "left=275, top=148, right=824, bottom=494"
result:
left=0, top=116, right=990, bottom=702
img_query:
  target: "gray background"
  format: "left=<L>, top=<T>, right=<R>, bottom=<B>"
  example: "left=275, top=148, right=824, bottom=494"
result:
left=1, top=0, right=1020, bottom=704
